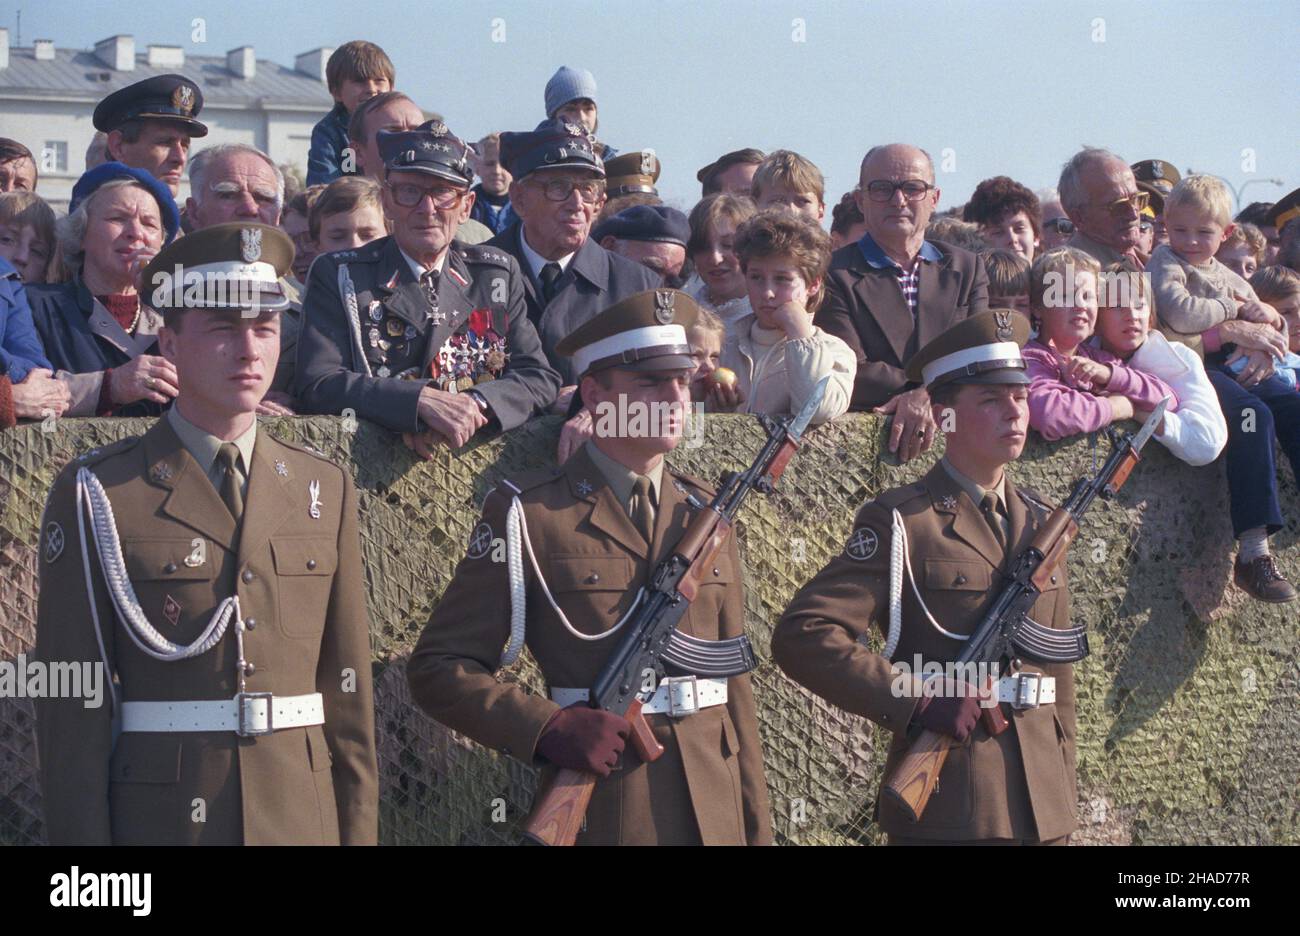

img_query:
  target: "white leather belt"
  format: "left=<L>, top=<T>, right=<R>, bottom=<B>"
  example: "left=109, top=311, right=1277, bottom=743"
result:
left=551, top=676, right=728, bottom=717
left=120, top=692, right=325, bottom=737
left=996, top=673, right=1056, bottom=708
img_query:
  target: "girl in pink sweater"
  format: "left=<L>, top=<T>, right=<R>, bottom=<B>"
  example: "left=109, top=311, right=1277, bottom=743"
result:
left=1023, top=247, right=1177, bottom=441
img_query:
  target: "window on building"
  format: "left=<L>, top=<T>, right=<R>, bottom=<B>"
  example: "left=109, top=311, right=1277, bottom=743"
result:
left=42, top=141, right=69, bottom=174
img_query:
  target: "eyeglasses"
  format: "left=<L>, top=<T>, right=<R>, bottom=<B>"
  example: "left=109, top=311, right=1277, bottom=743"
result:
left=1096, top=191, right=1150, bottom=218
left=1043, top=218, right=1075, bottom=235
left=530, top=176, right=606, bottom=204
left=386, top=181, right=467, bottom=209
left=862, top=179, right=934, bottom=203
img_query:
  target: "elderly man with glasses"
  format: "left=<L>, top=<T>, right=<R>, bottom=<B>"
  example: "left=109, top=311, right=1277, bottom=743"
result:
left=814, top=143, right=990, bottom=463
left=295, top=123, right=560, bottom=457
left=1059, top=147, right=1151, bottom=268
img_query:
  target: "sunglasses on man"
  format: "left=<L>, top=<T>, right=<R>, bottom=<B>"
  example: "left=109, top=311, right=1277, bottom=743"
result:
left=1043, top=218, right=1075, bottom=235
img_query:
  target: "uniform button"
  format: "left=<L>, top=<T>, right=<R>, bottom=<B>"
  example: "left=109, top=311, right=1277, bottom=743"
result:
left=245, top=618, right=256, bottom=631
left=713, top=568, right=721, bottom=576
left=954, top=574, right=967, bottom=585
left=1050, top=575, right=1058, bottom=585
left=242, top=570, right=255, bottom=583
left=164, top=562, right=177, bottom=574
left=585, top=573, right=599, bottom=584
left=243, top=663, right=256, bottom=677
left=307, top=559, right=317, bottom=570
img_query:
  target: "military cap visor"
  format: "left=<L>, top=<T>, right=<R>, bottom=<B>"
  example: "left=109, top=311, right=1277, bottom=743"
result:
left=557, top=288, right=700, bottom=376
left=905, top=308, right=1031, bottom=387
left=142, top=222, right=293, bottom=314
left=92, top=74, right=208, bottom=136
left=1265, top=188, right=1300, bottom=231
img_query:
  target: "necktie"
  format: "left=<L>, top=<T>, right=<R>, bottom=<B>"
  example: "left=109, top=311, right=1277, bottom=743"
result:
left=980, top=491, right=1007, bottom=552
left=631, top=476, right=654, bottom=544
left=421, top=269, right=441, bottom=316
left=540, top=262, right=562, bottom=303
left=217, top=443, right=244, bottom=522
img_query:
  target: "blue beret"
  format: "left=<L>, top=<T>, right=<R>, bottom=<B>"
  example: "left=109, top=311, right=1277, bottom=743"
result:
left=592, top=205, right=689, bottom=247
left=499, top=118, right=605, bottom=180
left=68, top=162, right=181, bottom=245
left=377, top=122, right=474, bottom=187
left=92, top=74, right=207, bottom=136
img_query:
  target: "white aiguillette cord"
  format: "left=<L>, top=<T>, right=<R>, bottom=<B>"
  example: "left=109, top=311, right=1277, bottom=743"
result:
left=886, top=507, right=969, bottom=657
left=500, top=494, right=645, bottom=668
left=75, top=468, right=240, bottom=697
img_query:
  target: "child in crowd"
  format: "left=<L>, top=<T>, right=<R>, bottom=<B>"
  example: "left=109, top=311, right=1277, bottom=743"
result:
left=469, top=134, right=516, bottom=236
left=1090, top=261, right=1225, bottom=465
left=281, top=184, right=326, bottom=286
left=686, top=308, right=725, bottom=402
left=1251, top=266, right=1300, bottom=353
left=0, top=191, right=56, bottom=284
left=309, top=177, right=387, bottom=254
left=1152, top=175, right=1283, bottom=356
left=1023, top=246, right=1177, bottom=440
left=751, top=151, right=825, bottom=224
left=307, top=41, right=395, bottom=186
left=709, top=209, right=854, bottom=425
left=1216, top=222, right=1267, bottom=281
left=981, top=248, right=1032, bottom=323
left=685, top=193, right=757, bottom=330
left=829, top=190, right=867, bottom=250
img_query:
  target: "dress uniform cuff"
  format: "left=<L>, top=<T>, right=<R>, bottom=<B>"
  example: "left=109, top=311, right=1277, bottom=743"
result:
left=514, top=695, right=563, bottom=763
left=873, top=673, right=925, bottom=733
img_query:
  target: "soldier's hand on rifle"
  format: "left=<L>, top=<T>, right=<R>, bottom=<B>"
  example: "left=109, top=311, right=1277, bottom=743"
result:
left=536, top=704, right=630, bottom=777
left=875, top=386, right=934, bottom=463
left=912, top=686, right=983, bottom=742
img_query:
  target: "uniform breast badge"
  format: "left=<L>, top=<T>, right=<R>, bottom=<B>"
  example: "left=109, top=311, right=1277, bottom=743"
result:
left=43, top=522, right=64, bottom=563
left=163, top=595, right=182, bottom=628
left=308, top=480, right=323, bottom=519
left=576, top=479, right=594, bottom=498
left=274, top=460, right=288, bottom=477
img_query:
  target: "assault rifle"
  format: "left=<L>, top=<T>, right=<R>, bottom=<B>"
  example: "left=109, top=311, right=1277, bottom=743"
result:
left=882, top=399, right=1169, bottom=823
left=521, top=377, right=831, bottom=845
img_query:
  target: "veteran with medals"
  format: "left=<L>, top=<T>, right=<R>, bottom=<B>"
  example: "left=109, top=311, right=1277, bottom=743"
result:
left=406, top=289, right=773, bottom=845
left=34, top=223, right=378, bottom=845
left=774, top=310, right=1079, bottom=845
left=294, top=122, right=560, bottom=455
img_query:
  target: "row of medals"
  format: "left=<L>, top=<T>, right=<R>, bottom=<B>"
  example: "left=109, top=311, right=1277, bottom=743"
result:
left=367, top=300, right=486, bottom=391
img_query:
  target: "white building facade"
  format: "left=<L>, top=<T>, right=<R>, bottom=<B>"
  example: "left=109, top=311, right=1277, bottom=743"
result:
left=0, top=31, right=335, bottom=212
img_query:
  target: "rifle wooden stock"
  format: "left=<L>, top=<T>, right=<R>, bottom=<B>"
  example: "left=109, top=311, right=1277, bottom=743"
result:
left=1029, top=508, right=1078, bottom=592
left=881, top=728, right=953, bottom=823
left=675, top=515, right=732, bottom=602
left=521, top=700, right=661, bottom=846
left=1104, top=449, right=1140, bottom=496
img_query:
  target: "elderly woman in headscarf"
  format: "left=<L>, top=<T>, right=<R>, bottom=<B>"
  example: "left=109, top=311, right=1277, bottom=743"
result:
left=28, top=162, right=180, bottom=417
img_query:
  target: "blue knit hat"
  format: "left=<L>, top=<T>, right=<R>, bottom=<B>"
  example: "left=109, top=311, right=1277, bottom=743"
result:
left=545, top=66, right=598, bottom=117
left=68, top=162, right=181, bottom=245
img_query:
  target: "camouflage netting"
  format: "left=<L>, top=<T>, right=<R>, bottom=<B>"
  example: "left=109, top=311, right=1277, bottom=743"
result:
left=1, top=415, right=1297, bottom=845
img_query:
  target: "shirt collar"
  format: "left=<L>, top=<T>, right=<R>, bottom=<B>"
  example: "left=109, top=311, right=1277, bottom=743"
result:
left=519, top=227, right=574, bottom=280
left=167, top=406, right=258, bottom=478
left=583, top=439, right=663, bottom=513
left=940, top=456, right=1006, bottom=511
left=857, top=232, right=942, bottom=270
left=398, top=246, right=447, bottom=282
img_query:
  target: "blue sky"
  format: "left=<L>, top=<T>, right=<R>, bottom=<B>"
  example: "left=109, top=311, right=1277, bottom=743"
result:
left=4, top=0, right=1296, bottom=217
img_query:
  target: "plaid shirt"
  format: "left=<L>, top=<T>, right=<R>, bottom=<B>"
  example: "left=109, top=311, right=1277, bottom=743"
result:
left=857, top=233, right=943, bottom=316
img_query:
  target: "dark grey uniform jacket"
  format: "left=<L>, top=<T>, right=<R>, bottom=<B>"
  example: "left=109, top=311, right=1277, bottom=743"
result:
left=487, top=223, right=661, bottom=386
left=294, top=236, right=560, bottom=434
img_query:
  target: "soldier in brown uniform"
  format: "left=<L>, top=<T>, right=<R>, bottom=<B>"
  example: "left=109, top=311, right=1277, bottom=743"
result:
left=774, top=310, right=1078, bottom=845
left=407, top=289, right=772, bottom=845
left=34, top=223, right=378, bottom=845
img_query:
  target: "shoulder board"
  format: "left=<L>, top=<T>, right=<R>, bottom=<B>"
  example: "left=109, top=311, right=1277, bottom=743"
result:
left=331, top=239, right=386, bottom=264
left=459, top=244, right=514, bottom=268
left=76, top=435, right=141, bottom=466
left=264, top=433, right=343, bottom=468
left=493, top=467, right=563, bottom=499
left=670, top=470, right=717, bottom=497
left=1015, top=485, right=1054, bottom=516
left=876, top=481, right=929, bottom=510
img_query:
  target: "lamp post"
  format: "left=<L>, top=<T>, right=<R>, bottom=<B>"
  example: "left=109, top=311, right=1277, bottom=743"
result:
left=1185, top=170, right=1284, bottom=214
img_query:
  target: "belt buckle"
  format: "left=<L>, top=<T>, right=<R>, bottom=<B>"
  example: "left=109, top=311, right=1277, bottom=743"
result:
left=1013, top=673, right=1041, bottom=710
left=236, top=692, right=275, bottom=737
left=666, top=675, right=700, bottom=718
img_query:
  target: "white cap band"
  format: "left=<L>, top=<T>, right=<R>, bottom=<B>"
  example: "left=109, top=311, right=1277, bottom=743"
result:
left=572, top=323, right=689, bottom=375
left=921, top=341, right=1024, bottom=386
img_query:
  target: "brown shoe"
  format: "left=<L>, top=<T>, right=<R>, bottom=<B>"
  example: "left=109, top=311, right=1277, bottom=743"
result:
left=1234, top=555, right=1299, bottom=603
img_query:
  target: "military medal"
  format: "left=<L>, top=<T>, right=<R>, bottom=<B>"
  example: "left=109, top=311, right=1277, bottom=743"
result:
left=404, top=325, right=417, bottom=339
left=386, top=318, right=405, bottom=337
left=163, top=595, right=182, bottom=627
left=377, top=365, right=391, bottom=377
left=369, top=301, right=383, bottom=322
left=308, top=479, right=323, bottom=519
left=368, top=327, right=381, bottom=346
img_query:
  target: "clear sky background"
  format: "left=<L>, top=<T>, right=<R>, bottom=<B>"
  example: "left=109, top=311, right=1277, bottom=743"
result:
left=4, top=0, right=1296, bottom=219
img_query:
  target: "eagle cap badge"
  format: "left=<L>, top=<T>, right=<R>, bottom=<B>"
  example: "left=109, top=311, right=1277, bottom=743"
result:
left=240, top=227, right=262, bottom=263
